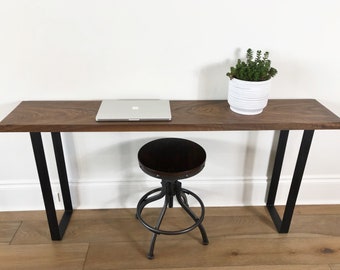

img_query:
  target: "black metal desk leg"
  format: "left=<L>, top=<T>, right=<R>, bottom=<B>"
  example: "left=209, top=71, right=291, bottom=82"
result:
left=30, top=132, right=73, bottom=240
left=266, top=130, right=289, bottom=231
left=266, top=130, right=314, bottom=233
left=267, top=130, right=289, bottom=206
left=280, top=130, right=314, bottom=232
left=51, top=132, right=73, bottom=233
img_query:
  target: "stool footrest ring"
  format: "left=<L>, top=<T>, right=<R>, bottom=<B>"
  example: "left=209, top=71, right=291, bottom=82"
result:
left=136, top=182, right=206, bottom=236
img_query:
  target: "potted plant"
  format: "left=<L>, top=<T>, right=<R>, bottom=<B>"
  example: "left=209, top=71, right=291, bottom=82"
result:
left=226, top=48, right=278, bottom=115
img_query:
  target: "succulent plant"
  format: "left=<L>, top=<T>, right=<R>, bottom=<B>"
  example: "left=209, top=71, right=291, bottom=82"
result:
left=226, top=48, right=277, bottom=81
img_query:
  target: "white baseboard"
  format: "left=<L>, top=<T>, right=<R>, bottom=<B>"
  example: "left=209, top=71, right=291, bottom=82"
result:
left=1, top=176, right=340, bottom=211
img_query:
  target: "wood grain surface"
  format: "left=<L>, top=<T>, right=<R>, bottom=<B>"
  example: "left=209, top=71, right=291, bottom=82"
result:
left=1, top=99, right=340, bottom=132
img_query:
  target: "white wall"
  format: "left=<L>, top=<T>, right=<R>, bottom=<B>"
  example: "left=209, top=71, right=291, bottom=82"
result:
left=1, top=0, right=340, bottom=210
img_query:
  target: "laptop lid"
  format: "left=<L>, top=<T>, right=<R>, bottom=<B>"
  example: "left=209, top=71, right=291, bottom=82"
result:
left=95, top=99, right=172, bottom=122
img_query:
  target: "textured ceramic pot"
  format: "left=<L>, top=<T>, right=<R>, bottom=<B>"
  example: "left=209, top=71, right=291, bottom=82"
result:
left=228, top=78, right=271, bottom=115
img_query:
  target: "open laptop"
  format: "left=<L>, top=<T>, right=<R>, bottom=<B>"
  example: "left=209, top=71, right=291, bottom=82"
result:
left=95, top=99, right=172, bottom=122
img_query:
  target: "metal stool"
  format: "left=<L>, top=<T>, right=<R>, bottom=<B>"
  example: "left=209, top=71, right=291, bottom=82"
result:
left=136, top=138, right=209, bottom=259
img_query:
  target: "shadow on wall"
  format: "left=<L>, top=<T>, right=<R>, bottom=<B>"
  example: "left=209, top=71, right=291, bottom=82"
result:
left=197, top=49, right=243, bottom=100
left=265, top=130, right=281, bottom=203
left=241, top=131, right=258, bottom=204
left=61, top=133, right=162, bottom=208
left=0, top=102, right=20, bottom=122
left=60, top=128, right=281, bottom=208
left=197, top=59, right=230, bottom=100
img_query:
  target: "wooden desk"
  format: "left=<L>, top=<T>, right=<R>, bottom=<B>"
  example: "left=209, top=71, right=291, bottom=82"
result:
left=1, top=99, right=340, bottom=132
left=1, top=99, right=340, bottom=240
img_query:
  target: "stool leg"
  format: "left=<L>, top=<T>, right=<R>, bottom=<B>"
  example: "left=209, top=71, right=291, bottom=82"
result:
left=148, top=195, right=169, bottom=259
left=137, top=187, right=163, bottom=210
left=168, top=195, right=174, bottom=208
left=176, top=189, right=209, bottom=245
left=180, top=191, right=189, bottom=207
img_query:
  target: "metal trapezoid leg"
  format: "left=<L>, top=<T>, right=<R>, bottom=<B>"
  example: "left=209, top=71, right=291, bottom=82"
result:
left=266, top=130, right=314, bottom=233
left=30, top=132, right=73, bottom=240
left=30, top=132, right=61, bottom=240
left=280, top=130, right=314, bottom=233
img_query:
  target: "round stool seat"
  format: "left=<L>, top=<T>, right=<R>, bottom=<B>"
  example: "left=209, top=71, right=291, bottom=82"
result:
left=138, top=138, right=206, bottom=181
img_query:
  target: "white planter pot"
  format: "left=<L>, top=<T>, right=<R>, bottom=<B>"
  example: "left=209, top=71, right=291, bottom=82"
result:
left=228, top=78, right=271, bottom=115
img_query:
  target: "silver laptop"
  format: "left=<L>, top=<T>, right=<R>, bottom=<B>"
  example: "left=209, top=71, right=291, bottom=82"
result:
left=95, top=99, right=172, bottom=121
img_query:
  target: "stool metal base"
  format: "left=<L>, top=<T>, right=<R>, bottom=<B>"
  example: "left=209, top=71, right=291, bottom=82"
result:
left=136, top=180, right=209, bottom=259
